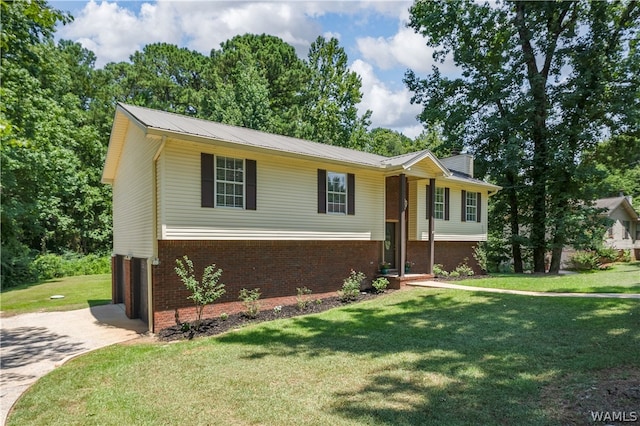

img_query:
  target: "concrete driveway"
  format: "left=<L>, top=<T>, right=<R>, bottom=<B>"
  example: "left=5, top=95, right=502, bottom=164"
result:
left=0, top=304, right=148, bottom=425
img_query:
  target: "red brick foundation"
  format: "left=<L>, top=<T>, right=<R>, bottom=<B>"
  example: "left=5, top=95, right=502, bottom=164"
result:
left=151, top=240, right=380, bottom=331
left=145, top=239, right=483, bottom=331
left=406, top=240, right=483, bottom=275
left=123, top=257, right=133, bottom=318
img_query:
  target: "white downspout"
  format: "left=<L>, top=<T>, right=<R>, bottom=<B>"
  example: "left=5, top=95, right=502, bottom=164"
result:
left=149, top=136, right=166, bottom=331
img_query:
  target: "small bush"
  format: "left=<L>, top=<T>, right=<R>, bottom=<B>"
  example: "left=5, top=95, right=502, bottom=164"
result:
left=238, top=288, right=261, bottom=318
left=31, top=254, right=66, bottom=280
left=596, top=246, right=618, bottom=264
left=340, top=270, right=365, bottom=302
left=371, top=277, right=389, bottom=293
left=220, top=312, right=229, bottom=321
left=433, top=264, right=448, bottom=277
left=472, top=244, right=487, bottom=273
left=175, top=255, right=226, bottom=330
left=620, top=249, right=632, bottom=263
left=449, top=270, right=460, bottom=278
left=454, top=258, right=474, bottom=277
left=273, top=305, right=283, bottom=315
left=296, top=286, right=313, bottom=310
left=567, top=251, right=600, bottom=271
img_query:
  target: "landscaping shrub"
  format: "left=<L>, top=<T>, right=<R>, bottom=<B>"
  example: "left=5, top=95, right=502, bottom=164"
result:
left=340, top=270, right=365, bottom=301
left=238, top=288, right=261, bottom=318
left=472, top=243, right=487, bottom=273
left=596, top=246, right=618, bottom=264
left=433, top=264, right=448, bottom=277
left=296, top=286, right=312, bottom=310
left=620, top=249, right=632, bottom=263
left=454, top=259, right=475, bottom=277
left=371, top=277, right=389, bottom=293
left=567, top=251, right=601, bottom=271
left=175, top=255, right=225, bottom=330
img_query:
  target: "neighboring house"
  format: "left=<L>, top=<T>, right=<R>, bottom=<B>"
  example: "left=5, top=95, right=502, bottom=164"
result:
left=102, top=103, right=501, bottom=331
left=597, top=196, right=640, bottom=259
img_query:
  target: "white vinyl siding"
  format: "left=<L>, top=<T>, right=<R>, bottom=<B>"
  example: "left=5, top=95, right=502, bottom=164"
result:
left=112, top=124, right=161, bottom=257
left=158, top=140, right=385, bottom=241
left=411, top=180, right=488, bottom=242
left=603, top=205, right=638, bottom=250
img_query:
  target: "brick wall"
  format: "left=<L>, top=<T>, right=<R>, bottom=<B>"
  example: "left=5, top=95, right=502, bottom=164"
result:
left=123, top=257, right=133, bottom=318
left=151, top=240, right=380, bottom=330
left=405, top=241, right=481, bottom=274
left=434, top=241, right=482, bottom=274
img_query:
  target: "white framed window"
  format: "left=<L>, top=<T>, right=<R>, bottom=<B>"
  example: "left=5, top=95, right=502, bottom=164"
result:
left=466, top=191, right=477, bottom=222
left=327, top=172, right=347, bottom=214
left=434, top=187, right=445, bottom=220
left=216, top=156, right=244, bottom=208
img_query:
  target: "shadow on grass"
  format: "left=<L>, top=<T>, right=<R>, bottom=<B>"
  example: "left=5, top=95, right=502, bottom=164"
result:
left=0, top=279, right=60, bottom=294
left=219, top=290, right=640, bottom=425
left=88, top=299, right=111, bottom=307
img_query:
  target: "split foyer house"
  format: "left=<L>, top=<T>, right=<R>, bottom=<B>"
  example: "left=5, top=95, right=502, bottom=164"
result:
left=102, top=103, right=501, bottom=331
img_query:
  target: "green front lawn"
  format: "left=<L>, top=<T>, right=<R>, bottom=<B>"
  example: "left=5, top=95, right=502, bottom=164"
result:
left=8, top=284, right=639, bottom=425
left=458, top=261, right=640, bottom=293
left=0, top=274, right=111, bottom=316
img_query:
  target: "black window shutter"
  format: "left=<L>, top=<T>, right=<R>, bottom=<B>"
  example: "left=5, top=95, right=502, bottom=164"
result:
left=425, top=185, right=431, bottom=220
left=201, top=153, right=214, bottom=208
left=461, top=190, right=466, bottom=222
left=245, top=159, right=257, bottom=210
left=317, top=169, right=327, bottom=214
left=444, top=187, right=450, bottom=221
left=347, top=173, right=355, bottom=215
left=476, top=192, right=482, bottom=222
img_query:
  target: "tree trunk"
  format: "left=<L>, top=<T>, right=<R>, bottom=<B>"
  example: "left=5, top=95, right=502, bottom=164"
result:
left=506, top=174, right=524, bottom=273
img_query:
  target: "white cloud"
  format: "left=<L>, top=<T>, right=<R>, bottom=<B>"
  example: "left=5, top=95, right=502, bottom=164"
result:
left=56, top=0, right=323, bottom=66
left=351, top=59, right=423, bottom=138
left=356, top=24, right=459, bottom=76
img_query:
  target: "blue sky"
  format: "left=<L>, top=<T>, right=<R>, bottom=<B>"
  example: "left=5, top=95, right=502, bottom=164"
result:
left=50, top=1, right=456, bottom=137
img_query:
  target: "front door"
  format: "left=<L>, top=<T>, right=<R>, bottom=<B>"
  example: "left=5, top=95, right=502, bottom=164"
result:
left=385, top=222, right=397, bottom=268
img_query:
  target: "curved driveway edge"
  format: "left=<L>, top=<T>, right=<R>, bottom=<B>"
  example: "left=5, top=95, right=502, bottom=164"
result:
left=408, top=280, right=640, bottom=299
left=0, top=304, right=148, bottom=425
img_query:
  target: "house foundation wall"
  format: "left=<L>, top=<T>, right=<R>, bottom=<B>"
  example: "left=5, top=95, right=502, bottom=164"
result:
left=151, top=240, right=381, bottom=331
left=407, top=241, right=482, bottom=275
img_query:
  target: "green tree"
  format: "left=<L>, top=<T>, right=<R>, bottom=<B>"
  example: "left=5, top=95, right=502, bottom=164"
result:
left=1, top=1, right=112, bottom=285
left=406, top=0, right=639, bottom=273
left=366, top=128, right=411, bottom=156
left=302, top=36, right=371, bottom=148
left=212, top=34, right=308, bottom=135
left=588, top=134, right=640, bottom=211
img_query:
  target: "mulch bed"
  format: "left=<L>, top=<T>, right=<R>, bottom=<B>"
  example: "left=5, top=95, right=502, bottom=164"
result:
left=157, top=290, right=390, bottom=342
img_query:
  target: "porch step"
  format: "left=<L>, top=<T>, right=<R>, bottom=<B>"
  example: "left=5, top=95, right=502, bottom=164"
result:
left=377, top=273, right=435, bottom=289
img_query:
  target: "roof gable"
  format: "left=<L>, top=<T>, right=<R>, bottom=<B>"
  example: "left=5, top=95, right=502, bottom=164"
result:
left=595, top=196, right=639, bottom=220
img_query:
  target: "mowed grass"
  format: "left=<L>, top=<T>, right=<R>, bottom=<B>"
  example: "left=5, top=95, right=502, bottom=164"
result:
left=8, top=285, right=639, bottom=425
left=457, top=261, right=640, bottom=293
left=0, top=274, right=111, bottom=316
